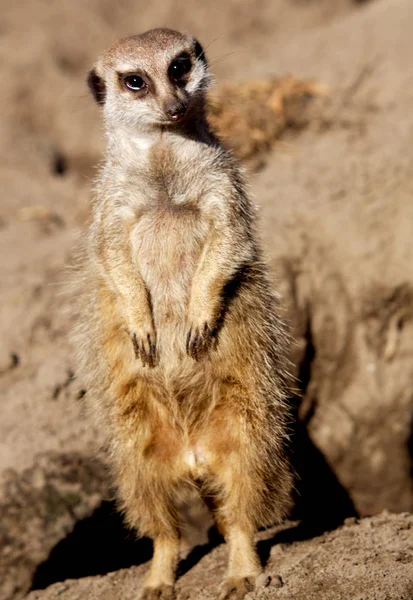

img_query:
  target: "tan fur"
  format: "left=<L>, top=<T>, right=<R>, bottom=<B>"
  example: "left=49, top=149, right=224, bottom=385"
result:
left=74, top=28, right=293, bottom=600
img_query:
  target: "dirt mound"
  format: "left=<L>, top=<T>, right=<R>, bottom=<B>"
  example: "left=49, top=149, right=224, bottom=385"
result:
left=0, top=453, right=109, bottom=600
left=26, top=512, right=413, bottom=600
left=208, top=77, right=327, bottom=168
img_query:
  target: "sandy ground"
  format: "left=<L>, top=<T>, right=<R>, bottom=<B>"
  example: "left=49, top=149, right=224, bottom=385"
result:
left=1, top=0, right=413, bottom=598
left=26, top=512, right=413, bottom=600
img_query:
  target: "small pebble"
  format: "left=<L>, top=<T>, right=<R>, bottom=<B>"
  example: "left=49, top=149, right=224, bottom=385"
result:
left=269, top=575, right=283, bottom=588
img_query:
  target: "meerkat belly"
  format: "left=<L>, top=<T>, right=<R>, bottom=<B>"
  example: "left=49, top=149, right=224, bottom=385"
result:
left=131, top=205, right=207, bottom=339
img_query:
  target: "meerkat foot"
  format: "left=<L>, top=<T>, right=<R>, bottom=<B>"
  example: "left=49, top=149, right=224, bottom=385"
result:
left=140, top=585, right=175, bottom=600
left=186, top=321, right=214, bottom=359
left=219, top=577, right=255, bottom=600
left=131, top=330, right=158, bottom=367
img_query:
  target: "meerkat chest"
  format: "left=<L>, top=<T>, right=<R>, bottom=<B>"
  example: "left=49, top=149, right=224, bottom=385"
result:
left=131, top=202, right=207, bottom=272
left=127, top=157, right=214, bottom=274
left=127, top=190, right=209, bottom=319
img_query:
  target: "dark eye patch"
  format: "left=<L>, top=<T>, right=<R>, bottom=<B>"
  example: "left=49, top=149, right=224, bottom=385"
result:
left=168, top=52, right=192, bottom=84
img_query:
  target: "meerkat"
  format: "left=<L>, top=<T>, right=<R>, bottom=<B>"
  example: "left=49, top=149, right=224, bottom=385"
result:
left=75, top=28, right=293, bottom=600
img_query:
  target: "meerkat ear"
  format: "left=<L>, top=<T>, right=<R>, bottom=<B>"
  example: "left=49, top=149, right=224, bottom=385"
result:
left=193, top=39, right=208, bottom=67
left=87, top=68, right=106, bottom=105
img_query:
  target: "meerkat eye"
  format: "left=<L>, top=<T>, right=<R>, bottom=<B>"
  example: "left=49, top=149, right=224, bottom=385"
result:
left=122, top=74, right=147, bottom=92
left=168, top=53, right=192, bottom=82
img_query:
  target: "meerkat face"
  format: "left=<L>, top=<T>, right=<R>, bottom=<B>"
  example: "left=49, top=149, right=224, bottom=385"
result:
left=87, top=28, right=209, bottom=130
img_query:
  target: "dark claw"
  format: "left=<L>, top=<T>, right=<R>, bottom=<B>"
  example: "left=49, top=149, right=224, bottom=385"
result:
left=148, top=334, right=156, bottom=366
left=140, top=340, right=148, bottom=364
left=186, top=322, right=214, bottom=360
left=186, top=329, right=192, bottom=354
left=131, top=332, right=157, bottom=368
left=132, top=333, right=140, bottom=359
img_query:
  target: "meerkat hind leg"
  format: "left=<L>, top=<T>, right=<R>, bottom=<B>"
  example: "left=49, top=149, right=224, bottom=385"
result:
left=203, top=392, right=266, bottom=599
left=218, top=525, right=261, bottom=600
left=141, top=534, right=179, bottom=600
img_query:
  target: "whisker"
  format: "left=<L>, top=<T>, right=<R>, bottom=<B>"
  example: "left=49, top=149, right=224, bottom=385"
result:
left=202, top=35, right=223, bottom=52
left=208, top=51, right=244, bottom=69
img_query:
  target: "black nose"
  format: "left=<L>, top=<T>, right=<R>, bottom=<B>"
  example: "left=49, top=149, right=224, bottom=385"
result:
left=166, top=101, right=187, bottom=121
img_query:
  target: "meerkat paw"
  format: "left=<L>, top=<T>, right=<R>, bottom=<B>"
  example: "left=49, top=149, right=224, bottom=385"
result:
left=131, top=328, right=158, bottom=368
left=140, top=585, right=175, bottom=600
left=218, top=577, right=255, bottom=600
left=185, top=321, right=214, bottom=360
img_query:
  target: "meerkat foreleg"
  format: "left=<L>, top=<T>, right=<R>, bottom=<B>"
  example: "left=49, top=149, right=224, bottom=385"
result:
left=108, top=260, right=157, bottom=367
left=92, top=209, right=157, bottom=367
left=186, top=215, right=254, bottom=359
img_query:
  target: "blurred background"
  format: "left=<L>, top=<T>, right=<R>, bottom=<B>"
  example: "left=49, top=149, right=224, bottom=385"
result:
left=1, top=0, right=413, bottom=598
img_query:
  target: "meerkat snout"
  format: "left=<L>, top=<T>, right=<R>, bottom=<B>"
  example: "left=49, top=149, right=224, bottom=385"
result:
left=165, top=98, right=188, bottom=121
left=87, top=28, right=209, bottom=129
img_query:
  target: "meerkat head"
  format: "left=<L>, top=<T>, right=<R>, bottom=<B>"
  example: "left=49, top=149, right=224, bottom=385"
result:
left=87, top=28, right=209, bottom=131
